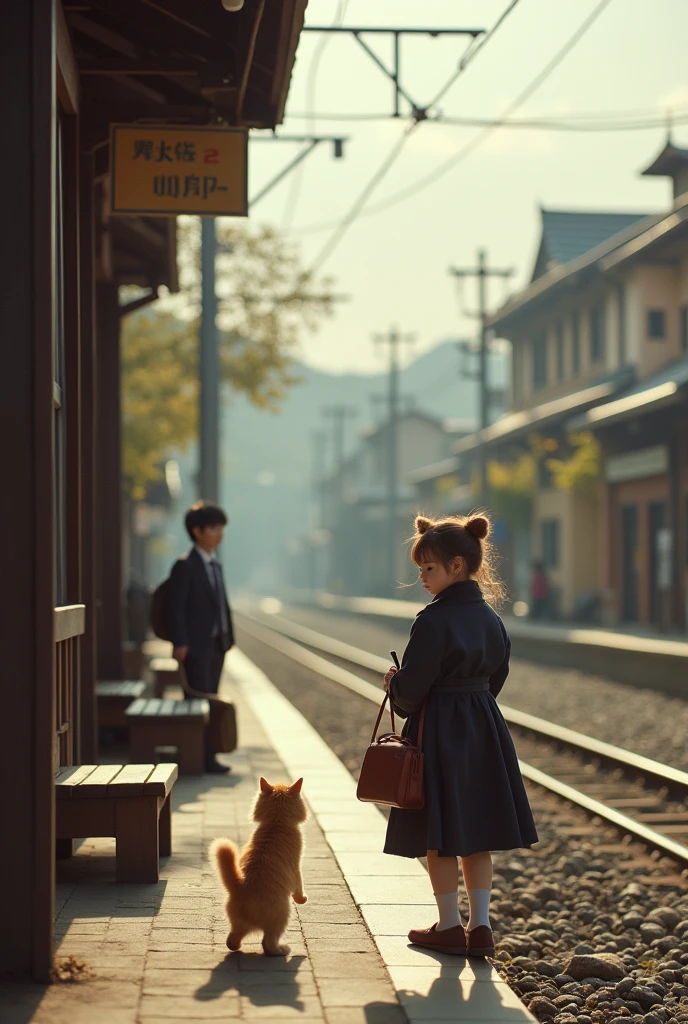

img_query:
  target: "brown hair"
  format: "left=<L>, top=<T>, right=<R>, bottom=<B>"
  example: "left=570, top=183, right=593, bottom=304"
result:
left=410, top=512, right=506, bottom=605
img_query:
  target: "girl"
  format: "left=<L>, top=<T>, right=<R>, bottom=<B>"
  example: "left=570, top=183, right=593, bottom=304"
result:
left=383, top=513, right=538, bottom=958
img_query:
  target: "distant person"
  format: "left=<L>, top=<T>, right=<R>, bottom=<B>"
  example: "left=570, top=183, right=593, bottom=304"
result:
left=168, top=500, right=235, bottom=774
left=382, top=514, right=538, bottom=958
left=530, top=561, right=550, bottom=620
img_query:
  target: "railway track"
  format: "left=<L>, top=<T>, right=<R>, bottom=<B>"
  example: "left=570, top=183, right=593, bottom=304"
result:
left=235, top=604, right=688, bottom=872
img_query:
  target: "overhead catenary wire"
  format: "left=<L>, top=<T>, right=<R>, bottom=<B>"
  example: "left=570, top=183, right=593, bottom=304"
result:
left=307, top=120, right=420, bottom=272
left=290, top=0, right=618, bottom=239
left=426, top=0, right=523, bottom=109
left=304, top=0, right=529, bottom=271
left=283, top=109, right=688, bottom=132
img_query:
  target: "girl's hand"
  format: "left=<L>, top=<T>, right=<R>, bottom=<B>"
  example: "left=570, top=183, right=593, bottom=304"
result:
left=383, top=667, right=397, bottom=692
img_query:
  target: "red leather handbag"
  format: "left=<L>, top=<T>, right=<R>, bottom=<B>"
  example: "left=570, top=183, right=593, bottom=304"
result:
left=356, top=693, right=426, bottom=810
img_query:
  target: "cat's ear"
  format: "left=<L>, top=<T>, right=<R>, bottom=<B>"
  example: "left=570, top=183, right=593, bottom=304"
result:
left=289, top=778, right=304, bottom=795
left=259, top=777, right=273, bottom=795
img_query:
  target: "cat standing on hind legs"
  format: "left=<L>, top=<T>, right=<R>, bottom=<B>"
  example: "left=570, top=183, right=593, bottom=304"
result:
left=210, top=777, right=308, bottom=957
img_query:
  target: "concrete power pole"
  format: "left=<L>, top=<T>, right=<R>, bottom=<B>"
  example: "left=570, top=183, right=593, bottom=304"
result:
left=375, top=327, right=414, bottom=589
left=199, top=217, right=219, bottom=503
left=322, top=405, right=357, bottom=589
left=449, top=251, right=513, bottom=506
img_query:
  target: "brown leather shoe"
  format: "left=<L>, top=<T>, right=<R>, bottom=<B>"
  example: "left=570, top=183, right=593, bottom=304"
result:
left=466, top=925, right=495, bottom=957
left=408, top=922, right=466, bottom=955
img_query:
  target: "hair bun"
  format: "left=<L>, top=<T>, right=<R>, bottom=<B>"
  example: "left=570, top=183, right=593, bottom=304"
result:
left=415, top=515, right=434, bottom=535
left=465, top=516, right=489, bottom=541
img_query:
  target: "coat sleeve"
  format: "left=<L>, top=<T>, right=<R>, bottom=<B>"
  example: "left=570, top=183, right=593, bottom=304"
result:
left=389, top=612, right=444, bottom=717
left=168, top=558, right=191, bottom=648
left=488, top=627, right=511, bottom=699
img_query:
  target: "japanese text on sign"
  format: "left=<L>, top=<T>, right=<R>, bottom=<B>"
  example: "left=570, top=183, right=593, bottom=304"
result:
left=110, top=125, right=248, bottom=217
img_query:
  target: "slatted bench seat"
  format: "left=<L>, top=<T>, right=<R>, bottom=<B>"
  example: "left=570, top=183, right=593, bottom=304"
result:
left=55, top=762, right=178, bottom=882
left=150, top=656, right=180, bottom=698
left=126, top=697, right=209, bottom=774
left=96, top=680, right=147, bottom=727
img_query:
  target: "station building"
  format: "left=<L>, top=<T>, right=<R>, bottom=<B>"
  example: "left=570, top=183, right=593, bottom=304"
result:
left=1, top=0, right=305, bottom=981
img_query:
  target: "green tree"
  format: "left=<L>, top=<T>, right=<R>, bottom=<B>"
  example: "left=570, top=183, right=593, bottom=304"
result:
left=121, top=220, right=334, bottom=499
left=487, top=451, right=536, bottom=530
left=547, top=431, right=602, bottom=493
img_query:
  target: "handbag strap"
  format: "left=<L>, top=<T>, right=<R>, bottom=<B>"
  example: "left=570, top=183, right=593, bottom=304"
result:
left=370, top=693, right=395, bottom=743
left=370, top=691, right=427, bottom=746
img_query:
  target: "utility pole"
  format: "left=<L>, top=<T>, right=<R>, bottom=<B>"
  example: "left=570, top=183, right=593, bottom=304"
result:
left=449, top=251, right=513, bottom=505
left=308, top=430, right=327, bottom=593
left=321, top=406, right=357, bottom=591
left=199, top=217, right=219, bottom=503
left=375, top=327, right=414, bottom=589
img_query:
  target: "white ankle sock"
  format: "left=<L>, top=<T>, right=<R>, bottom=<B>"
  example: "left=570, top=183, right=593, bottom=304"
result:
left=434, top=891, right=462, bottom=931
left=467, top=888, right=491, bottom=930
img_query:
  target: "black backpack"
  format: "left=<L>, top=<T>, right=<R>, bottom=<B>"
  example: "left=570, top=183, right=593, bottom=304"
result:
left=150, top=577, right=173, bottom=641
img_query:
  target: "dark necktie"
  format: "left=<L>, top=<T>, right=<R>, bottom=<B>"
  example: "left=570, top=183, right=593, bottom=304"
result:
left=210, top=560, right=229, bottom=638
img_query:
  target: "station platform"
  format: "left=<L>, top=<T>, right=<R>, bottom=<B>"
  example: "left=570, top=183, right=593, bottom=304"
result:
left=0, top=648, right=533, bottom=1024
left=291, top=591, right=688, bottom=695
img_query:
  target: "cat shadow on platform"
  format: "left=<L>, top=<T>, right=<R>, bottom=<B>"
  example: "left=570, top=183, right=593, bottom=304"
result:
left=194, top=952, right=308, bottom=1011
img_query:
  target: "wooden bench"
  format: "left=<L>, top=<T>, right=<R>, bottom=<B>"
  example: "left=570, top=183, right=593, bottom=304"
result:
left=96, top=680, right=147, bottom=727
left=150, top=656, right=180, bottom=698
left=55, top=763, right=178, bottom=882
left=126, top=697, right=209, bottom=774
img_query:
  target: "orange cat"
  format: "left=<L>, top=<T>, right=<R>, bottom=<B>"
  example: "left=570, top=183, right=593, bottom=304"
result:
left=210, top=777, right=308, bottom=956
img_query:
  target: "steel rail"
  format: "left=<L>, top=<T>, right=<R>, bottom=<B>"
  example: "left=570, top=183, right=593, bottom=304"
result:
left=236, top=610, right=688, bottom=867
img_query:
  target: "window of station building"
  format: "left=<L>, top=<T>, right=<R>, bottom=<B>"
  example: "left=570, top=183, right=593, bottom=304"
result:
left=532, top=332, right=548, bottom=390
left=571, top=311, right=581, bottom=375
left=648, top=309, right=666, bottom=340
left=541, top=518, right=560, bottom=568
left=556, top=323, right=565, bottom=382
left=682, top=306, right=688, bottom=352
left=590, top=304, right=606, bottom=363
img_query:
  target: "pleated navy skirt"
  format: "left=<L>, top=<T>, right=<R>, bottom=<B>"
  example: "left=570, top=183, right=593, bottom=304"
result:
left=383, top=685, right=538, bottom=859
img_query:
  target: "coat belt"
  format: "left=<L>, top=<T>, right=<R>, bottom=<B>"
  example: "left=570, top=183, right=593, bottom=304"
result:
left=432, top=678, right=490, bottom=693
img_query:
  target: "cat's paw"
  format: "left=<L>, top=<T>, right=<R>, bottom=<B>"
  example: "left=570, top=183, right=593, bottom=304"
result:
left=293, top=892, right=308, bottom=904
left=226, top=932, right=242, bottom=951
left=263, top=942, right=290, bottom=957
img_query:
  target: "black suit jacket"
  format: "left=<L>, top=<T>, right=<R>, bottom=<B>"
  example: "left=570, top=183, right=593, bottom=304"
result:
left=168, top=548, right=234, bottom=657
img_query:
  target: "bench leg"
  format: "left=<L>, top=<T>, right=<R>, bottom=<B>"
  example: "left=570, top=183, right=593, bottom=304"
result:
left=56, top=838, right=74, bottom=860
left=116, top=797, right=160, bottom=883
left=159, top=794, right=172, bottom=858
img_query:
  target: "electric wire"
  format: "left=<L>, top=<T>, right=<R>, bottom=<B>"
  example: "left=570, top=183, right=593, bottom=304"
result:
left=426, top=0, right=523, bottom=109
left=302, top=0, right=528, bottom=270
left=290, top=0, right=618, bottom=239
left=308, top=120, right=420, bottom=272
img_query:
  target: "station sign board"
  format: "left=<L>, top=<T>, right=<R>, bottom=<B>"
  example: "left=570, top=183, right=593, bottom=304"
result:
left=110, top=124, right=248, bottom=217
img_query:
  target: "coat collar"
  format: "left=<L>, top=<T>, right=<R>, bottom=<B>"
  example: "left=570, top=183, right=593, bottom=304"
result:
left=432, top=579, right=483, bottom=605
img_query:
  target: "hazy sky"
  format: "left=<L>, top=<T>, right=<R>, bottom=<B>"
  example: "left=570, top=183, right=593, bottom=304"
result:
left=247, top=0, right=686, bottom=374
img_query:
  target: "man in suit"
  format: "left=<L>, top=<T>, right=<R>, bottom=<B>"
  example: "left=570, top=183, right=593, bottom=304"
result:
left=168, top=500, right=235, bottom=773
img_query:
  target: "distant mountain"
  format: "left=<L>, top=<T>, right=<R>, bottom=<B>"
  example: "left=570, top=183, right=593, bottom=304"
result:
left=166, top=340, right=509, bottom=588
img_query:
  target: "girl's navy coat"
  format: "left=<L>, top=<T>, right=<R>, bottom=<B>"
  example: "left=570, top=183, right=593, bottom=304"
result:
left=384, top=579, right=538, bottom=859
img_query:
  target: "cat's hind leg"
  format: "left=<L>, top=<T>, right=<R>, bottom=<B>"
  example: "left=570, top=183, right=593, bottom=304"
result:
left=261, top=904, right=291, bottom=957
left=226, top=927, right=249, bottom=951
left=226, top=904, right=251, bottom=951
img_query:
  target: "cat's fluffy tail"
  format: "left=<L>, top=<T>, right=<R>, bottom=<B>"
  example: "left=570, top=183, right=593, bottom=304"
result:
left=210, top=839, right=243, bottom=894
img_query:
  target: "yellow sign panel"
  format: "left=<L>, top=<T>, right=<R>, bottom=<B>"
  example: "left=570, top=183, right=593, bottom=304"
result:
left=110, top=124, right=248, bottom=217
